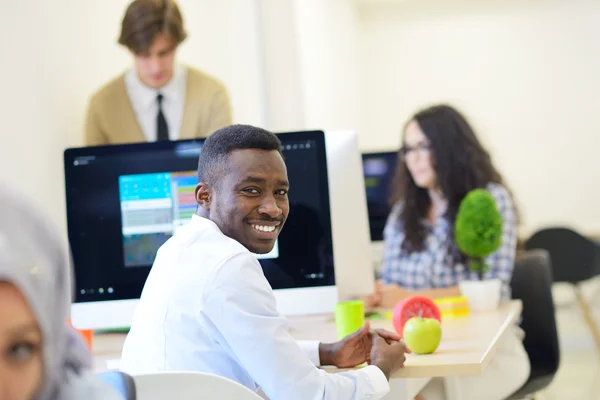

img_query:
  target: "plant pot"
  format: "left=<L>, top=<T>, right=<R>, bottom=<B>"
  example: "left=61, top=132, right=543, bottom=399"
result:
left=458, top=279, right=502, bottom=312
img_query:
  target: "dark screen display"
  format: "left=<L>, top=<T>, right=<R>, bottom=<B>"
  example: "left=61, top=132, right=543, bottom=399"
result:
left=362, top=151, right=398, bottom=241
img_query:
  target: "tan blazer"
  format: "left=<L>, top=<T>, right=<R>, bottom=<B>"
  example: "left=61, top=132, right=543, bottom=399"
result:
left=84, top=66, right=232, bottom=146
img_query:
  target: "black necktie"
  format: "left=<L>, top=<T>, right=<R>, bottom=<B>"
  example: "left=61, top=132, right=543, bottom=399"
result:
left=156, top=93, right=169, bottom=141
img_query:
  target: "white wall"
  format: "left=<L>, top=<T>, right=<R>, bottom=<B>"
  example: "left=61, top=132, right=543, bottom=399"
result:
left=292, top=0, right=362, bottom=132
left=0, top=0, right=266, bottom=233
left=1, top=0, right=598, bottom=238
left=258, top=0, right=363, bottom=133
left=256, top=0, right=306, bottom=131
left=357, top=0, right=600, bottom=235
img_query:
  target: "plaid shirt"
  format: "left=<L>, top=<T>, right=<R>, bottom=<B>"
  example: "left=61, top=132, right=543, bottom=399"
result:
left=381, top=183, right=517, bottom=301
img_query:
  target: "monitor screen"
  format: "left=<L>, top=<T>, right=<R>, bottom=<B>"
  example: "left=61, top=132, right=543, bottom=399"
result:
left=64, top=131, right=334, bottom=304
left=362, top=151, right=398, bottom=242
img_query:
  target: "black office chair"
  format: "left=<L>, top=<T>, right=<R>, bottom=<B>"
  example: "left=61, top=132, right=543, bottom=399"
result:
left=525, top=227, right=600, bottom=352
left=507, top=250, right=560, bottom=399
left=97, top=371, right=136, bottom=400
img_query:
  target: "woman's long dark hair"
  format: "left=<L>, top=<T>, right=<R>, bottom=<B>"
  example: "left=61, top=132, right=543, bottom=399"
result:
left=389, top=104, right=515, bottom=260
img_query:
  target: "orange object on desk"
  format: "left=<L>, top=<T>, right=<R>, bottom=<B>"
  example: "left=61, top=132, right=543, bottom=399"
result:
left=66, top=319, right=93, bottom=350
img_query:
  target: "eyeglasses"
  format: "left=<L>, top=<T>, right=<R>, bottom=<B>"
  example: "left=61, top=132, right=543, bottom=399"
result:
left=400, top=142, right=432, bottom=158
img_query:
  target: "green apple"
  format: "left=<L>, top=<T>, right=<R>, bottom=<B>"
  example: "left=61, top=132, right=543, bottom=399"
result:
left=403, top=317, right=442, bottom=354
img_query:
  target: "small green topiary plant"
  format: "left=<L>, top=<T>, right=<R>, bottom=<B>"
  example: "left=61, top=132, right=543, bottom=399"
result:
left=454, top=189, right=503, bottom=280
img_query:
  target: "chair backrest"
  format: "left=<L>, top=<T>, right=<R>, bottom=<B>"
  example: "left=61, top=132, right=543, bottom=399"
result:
left=132, top=371, right=264, bottom=400
left=524, top=227, right=600, bottom=283
left=97, top=371, right=137, bottom=400
left=510, top=250, right=560, bottom=388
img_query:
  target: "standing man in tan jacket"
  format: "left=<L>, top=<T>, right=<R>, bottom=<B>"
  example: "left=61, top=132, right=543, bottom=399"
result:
left=84, top=0, right=232, bottom=146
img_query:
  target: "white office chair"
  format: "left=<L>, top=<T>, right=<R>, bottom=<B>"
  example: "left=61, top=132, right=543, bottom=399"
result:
left=133, top=371, right=264, bottom=399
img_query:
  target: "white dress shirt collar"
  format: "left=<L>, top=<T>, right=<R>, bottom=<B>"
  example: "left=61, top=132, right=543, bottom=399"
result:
left=124, top=64, right=187, bottom=141
left=126, top=64, right=186, bottom=109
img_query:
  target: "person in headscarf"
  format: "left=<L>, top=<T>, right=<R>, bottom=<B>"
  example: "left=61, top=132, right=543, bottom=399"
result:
left=0, top=184, right=122, bottom=400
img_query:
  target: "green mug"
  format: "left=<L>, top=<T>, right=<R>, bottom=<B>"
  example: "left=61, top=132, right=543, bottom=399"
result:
left=335, top=300, right=365, bottom=340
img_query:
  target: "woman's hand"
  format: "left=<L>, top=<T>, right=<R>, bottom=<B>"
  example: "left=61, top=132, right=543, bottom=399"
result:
left=363, top=281, right=383, bottom=309
left=364, top=281, right=412, bottom=309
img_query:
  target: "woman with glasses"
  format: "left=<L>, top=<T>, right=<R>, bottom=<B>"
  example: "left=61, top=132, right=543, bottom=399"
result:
left=366, top=104, right=530, bottom=400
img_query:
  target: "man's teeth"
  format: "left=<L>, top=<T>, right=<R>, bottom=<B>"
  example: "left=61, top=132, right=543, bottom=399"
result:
left=252, top=225, right=276, bottom=232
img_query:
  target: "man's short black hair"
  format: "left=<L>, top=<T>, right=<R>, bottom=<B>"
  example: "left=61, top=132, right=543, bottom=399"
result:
left=197, top=124, right=282, bottom=185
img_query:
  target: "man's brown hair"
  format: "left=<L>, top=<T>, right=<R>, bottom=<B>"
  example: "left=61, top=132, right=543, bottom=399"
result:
left=118, top=0, right=187, bottom=54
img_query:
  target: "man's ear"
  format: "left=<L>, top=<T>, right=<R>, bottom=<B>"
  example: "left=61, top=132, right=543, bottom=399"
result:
left=195, top=182, right=212, bottom=210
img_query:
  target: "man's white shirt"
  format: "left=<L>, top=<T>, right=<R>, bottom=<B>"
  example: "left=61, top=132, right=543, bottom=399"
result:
left=119, top=215, right=389, bottom=399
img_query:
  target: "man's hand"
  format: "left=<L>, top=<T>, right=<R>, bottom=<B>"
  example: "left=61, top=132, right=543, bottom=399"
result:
left=319, top=322, right=404, bottom=368
left=370, top=335, right=410, bottom=380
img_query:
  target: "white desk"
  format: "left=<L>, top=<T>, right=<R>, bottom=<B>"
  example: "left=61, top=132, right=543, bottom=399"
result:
left=92, top=300, right=522, bottom=399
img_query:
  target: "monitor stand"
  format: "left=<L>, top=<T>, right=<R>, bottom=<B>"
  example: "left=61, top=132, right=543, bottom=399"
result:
left=371, top=241, right=385, bottom=276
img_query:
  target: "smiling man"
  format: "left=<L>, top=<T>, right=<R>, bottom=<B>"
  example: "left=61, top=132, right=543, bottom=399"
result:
left=119, top=124, right=409, bottom=400
left=84, top=0, right=231, bottom=146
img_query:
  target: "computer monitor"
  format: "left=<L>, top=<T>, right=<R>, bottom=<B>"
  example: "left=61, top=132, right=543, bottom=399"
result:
left=65, top=130, right=373, bottom=330
left=361, top=151, right=398, bottom=242
left=324, top=131, right=376, bottom=300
